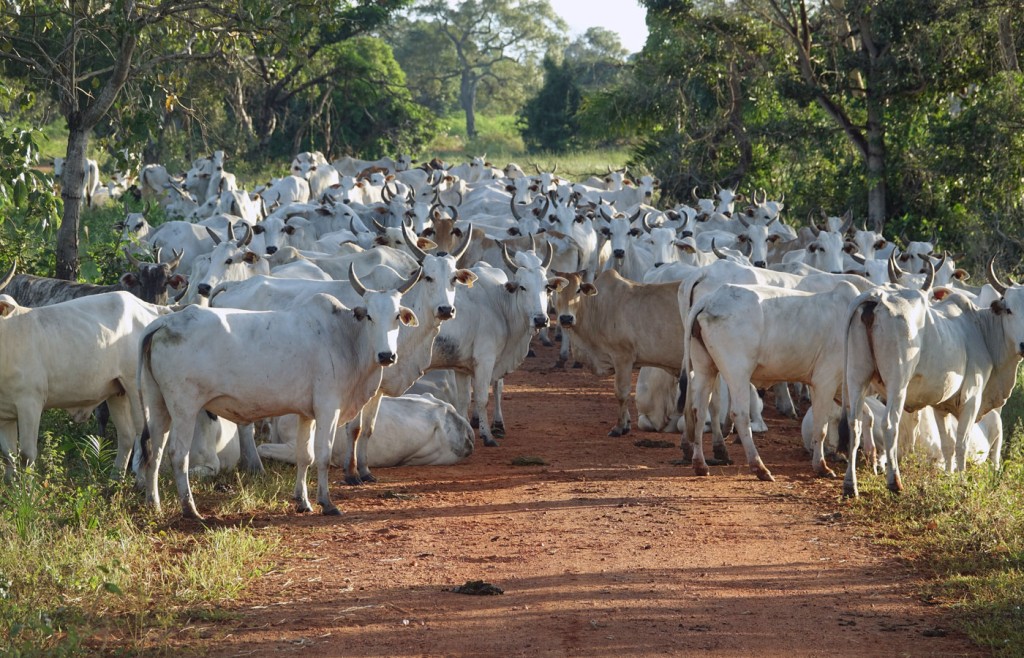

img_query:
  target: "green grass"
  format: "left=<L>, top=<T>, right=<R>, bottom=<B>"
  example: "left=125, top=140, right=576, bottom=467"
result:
left=844, top=435, right=1024, bottom=655
left=0, top=423, right=281, bottom=655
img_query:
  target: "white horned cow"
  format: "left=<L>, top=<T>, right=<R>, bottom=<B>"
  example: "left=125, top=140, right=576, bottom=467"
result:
left=680, top=280, right=863, bottom=482
left=257, top=393, right=474, bottom=469
left=838, top=259, right=1024, bottom=497
left=428, top=244, right=563, bottom=447
left=0, top=278, right=170, bottom=479
left=136, top=268, right=422, bottom=519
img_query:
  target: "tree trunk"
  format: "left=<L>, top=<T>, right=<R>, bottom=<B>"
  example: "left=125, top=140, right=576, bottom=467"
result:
left=999, top=12, right=1020, bottom=73
left=865, top=100, right=887, bottom=233
left=460, top=71, right=479, bottom=139
left=56, top=122, right=90, bottom=281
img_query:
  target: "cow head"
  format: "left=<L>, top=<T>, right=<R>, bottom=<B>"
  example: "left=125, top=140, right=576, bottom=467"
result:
left=123, top=248, right=187, bottom=304
left=406, top=222, right=476, bottom=322
left=501, top=241, right=561, bottom=330
left=550, top=270, right=596, bottom=329
left=349, top=264, right=421, bottom=365
left=196, top=224, right=266, bottom=298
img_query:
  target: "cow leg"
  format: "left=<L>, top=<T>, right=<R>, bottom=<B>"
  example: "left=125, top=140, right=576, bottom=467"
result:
left=953, top=395, right=983, bottom=473
left=473, top=365, right=498, bottom=447
left=809, top=395, right=839, bottom=479
left=705, top=378, right=729, bottom=465
left=683, top=367, right=714, bottom=477
left=166, top=407, right=202, bottom=520
left=491, top=379, right=506, bottom=438
left=0, top=420, right=17, bottom=480
left=293, top=417, right=315, bottom=513
left=559, top=330, right=572, bottom=367
left=882, top=391, right=908, bottom=493
left=237, top=423, right=264, bottom=475
left=337, top=420, right=361, bottom=485
left=609, top=361, right=633, bottom=437
left=539, top=325, right=554, bottom=347
left=314, top=409, right=343, bottom=515
left=15, top=401, right=44, bottom=469
left=355, top=392, right=385, bottom=483
left=106, top=395, right=137, bottom=479
left=773, top=382, right=797, bottom=418
left=724, top=378, right=773, bottom=481
left=749, top=384, right=769, bottom=433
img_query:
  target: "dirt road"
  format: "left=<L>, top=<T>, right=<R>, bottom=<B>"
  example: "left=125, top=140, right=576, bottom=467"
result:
left=170, top=343, right=979, bottom=657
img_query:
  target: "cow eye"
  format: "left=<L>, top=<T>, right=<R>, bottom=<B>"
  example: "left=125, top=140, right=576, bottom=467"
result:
left=424, top=275, right=434, bottom=283
left=225, top=258, right=233, bottom=264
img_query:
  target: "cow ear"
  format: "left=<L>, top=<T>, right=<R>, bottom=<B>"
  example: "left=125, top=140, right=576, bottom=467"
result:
left=251, top=224, right=265, bottom=234
left=375, top=236, right=389, bottom=246
left=120, top=273, right=139, bottom=287
left=547, top=276, right=569, bottom=293
left=416, top=237, right=437, bottom=250
left=168, top=274, right=188, bottom=290
left=353, top=306, right=369, bottom=321
left=953, top=268, right=970, bottom=281
left=580, top=283, right=598, bottom=296
left=504, top=281, right=522, bottom=293
left=0, top=298, right=18, bottom=317
left=243, top=251, right=261, bottom=264
left=931, top=287, right=955, bottom=302
left=399, top=306, right=418, bottom=327
left=992, top=298, right=1011, bottom=315
left=843, top=242, right=858, bottom=254
left=455, top=269, right=477, bottom=287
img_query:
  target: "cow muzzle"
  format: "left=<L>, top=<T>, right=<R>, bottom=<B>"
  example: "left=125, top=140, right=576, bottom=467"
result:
left=613, top=249, right=625, bottom=259
left=437, top=305, right=455, bottom=320
left=754, top=260, right=766, bottom=268
left=377, top=351, right=397, bottom=366
left=197, top=283, right=212, bottom=297
left=533, top=315, right=548, bottom=329
left=559, top=314, right=575, bottom=328
left=266, top=245, right=278, bottom=255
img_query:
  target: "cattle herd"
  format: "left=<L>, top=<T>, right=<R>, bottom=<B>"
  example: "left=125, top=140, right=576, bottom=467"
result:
left=5, top=150, right=1017, bottom=518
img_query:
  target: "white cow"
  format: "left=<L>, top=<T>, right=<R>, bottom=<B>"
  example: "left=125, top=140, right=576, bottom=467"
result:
left=137, top=268, right=422, bottom=519
left=0, top=287, right=170, bottom=478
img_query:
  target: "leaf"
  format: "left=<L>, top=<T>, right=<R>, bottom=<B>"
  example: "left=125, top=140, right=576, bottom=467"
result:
left=102, top=582, right=123, bottom=596
left=12, top=179, right=27, bottom=208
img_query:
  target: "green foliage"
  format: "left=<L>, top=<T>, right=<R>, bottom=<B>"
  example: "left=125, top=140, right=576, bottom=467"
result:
left=846, top=438, right=1024, bottom=654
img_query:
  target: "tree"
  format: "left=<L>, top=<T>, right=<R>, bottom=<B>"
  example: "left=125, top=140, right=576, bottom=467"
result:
left=415, top=0, right=567, bottom=138
left=519, top=29, right=629, bottom=152
left=0, top=1, right=406, bottom=279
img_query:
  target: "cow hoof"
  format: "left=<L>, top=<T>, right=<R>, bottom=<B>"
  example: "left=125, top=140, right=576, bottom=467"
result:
left=470, top=416, right=480, bottom=429
left=491, top=423, right=505, bottom=438
left=706, top=458, right=731, bottom=466
left=540, top=336, right=554, bottom=347
left=343, top=475, right=363, bottom=486
left=360, top=472, right=378, bottom=483
left=321, top=505, right=343, bottom=517
left=296, top=502, right=313, bottom=513
left=887, top=480, right=903, bottom=494
left=815, top=467, right=837, bottom=479
left=608, top=426, right=629, bottom=437
left=527, top=349, right=537, bottom=358
left=842, top=484, right=859, bottom=498
left=553, top=359, right=566, bottom=369
left=693, top=463, right=710, bottom=477
left=755, top=468, right=775, bottom=482
left=670, top=456, right=692, bottom=466
left=712, top=445, right=733, bottom=465
left=483, top=437, right=500, bottom=447
left=182, top=506, right=205, bottom=522
left=572, top=362, right=583, bottom=369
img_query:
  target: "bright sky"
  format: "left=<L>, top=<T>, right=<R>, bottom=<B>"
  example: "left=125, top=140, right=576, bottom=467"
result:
left=548, top=0, right=649, bottom=54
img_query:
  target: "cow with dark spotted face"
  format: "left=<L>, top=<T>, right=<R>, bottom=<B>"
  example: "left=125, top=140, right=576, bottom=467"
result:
left=0, top=250, right=187, bottom=307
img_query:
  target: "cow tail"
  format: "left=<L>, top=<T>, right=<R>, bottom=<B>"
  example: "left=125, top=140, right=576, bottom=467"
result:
left=137, top=327, right=159, bottom=467
left=837, top=409, right=850, bottom=455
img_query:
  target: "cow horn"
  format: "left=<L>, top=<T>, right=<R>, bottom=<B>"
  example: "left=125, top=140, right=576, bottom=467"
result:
left=0, top=260, right=16, bottom=292
left=807, top=212, right=820, bottom=236
left=691, top=186, right=700, bottom=202
left=372, top=217, right=387, bottom=234
left=628, top=206, right=643, bottom=225
left=452, top=223, right=473, bottom=261
left=510, top=195, right=523, bottom=221
left=402, top=221, right=428, bottom=262
left=237, top=223, right=253, bottom=247
left=850, top=252, right=866, bottom=265
left=839, top=210, right=854, bottom=235
left=381, top=181, right=394, bottom=203
left=226, top=219, right=236, bottom=242
left=501, top=242, right=520, bottom=273
left=930, top=251, right=947, bottom=274
left=541, top=239, right=553, bottom=270
left=711, top=239, right=728, bottom=260
left=888, top=249, right=905, bottom=283
left=921, top=258, right=935, bottom=291
left=206, top=225, right=223, bottom=245
left=534, top=163, right=542, bottom=174
left=599, top=202, right=614, bottom=222
left=737, top=213, right=750, bottom=229
left=348, top=263, right=369, bottom=297
left=397, top=267, right=423, bottom=295
left=124, top=247, right=142, bottom=268
left=988, top=256, right=1009, bottom=295
left=642, top=212, right=655, bottom=233
left=551, top=163, right=557, bottom=174
left=167, top=248, right=184, bottom=271
left=447, top=205, right=460, bottom=221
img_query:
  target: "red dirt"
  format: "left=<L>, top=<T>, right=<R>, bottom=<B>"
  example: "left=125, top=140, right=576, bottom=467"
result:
left=166, top=342, right=981, bottom=657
